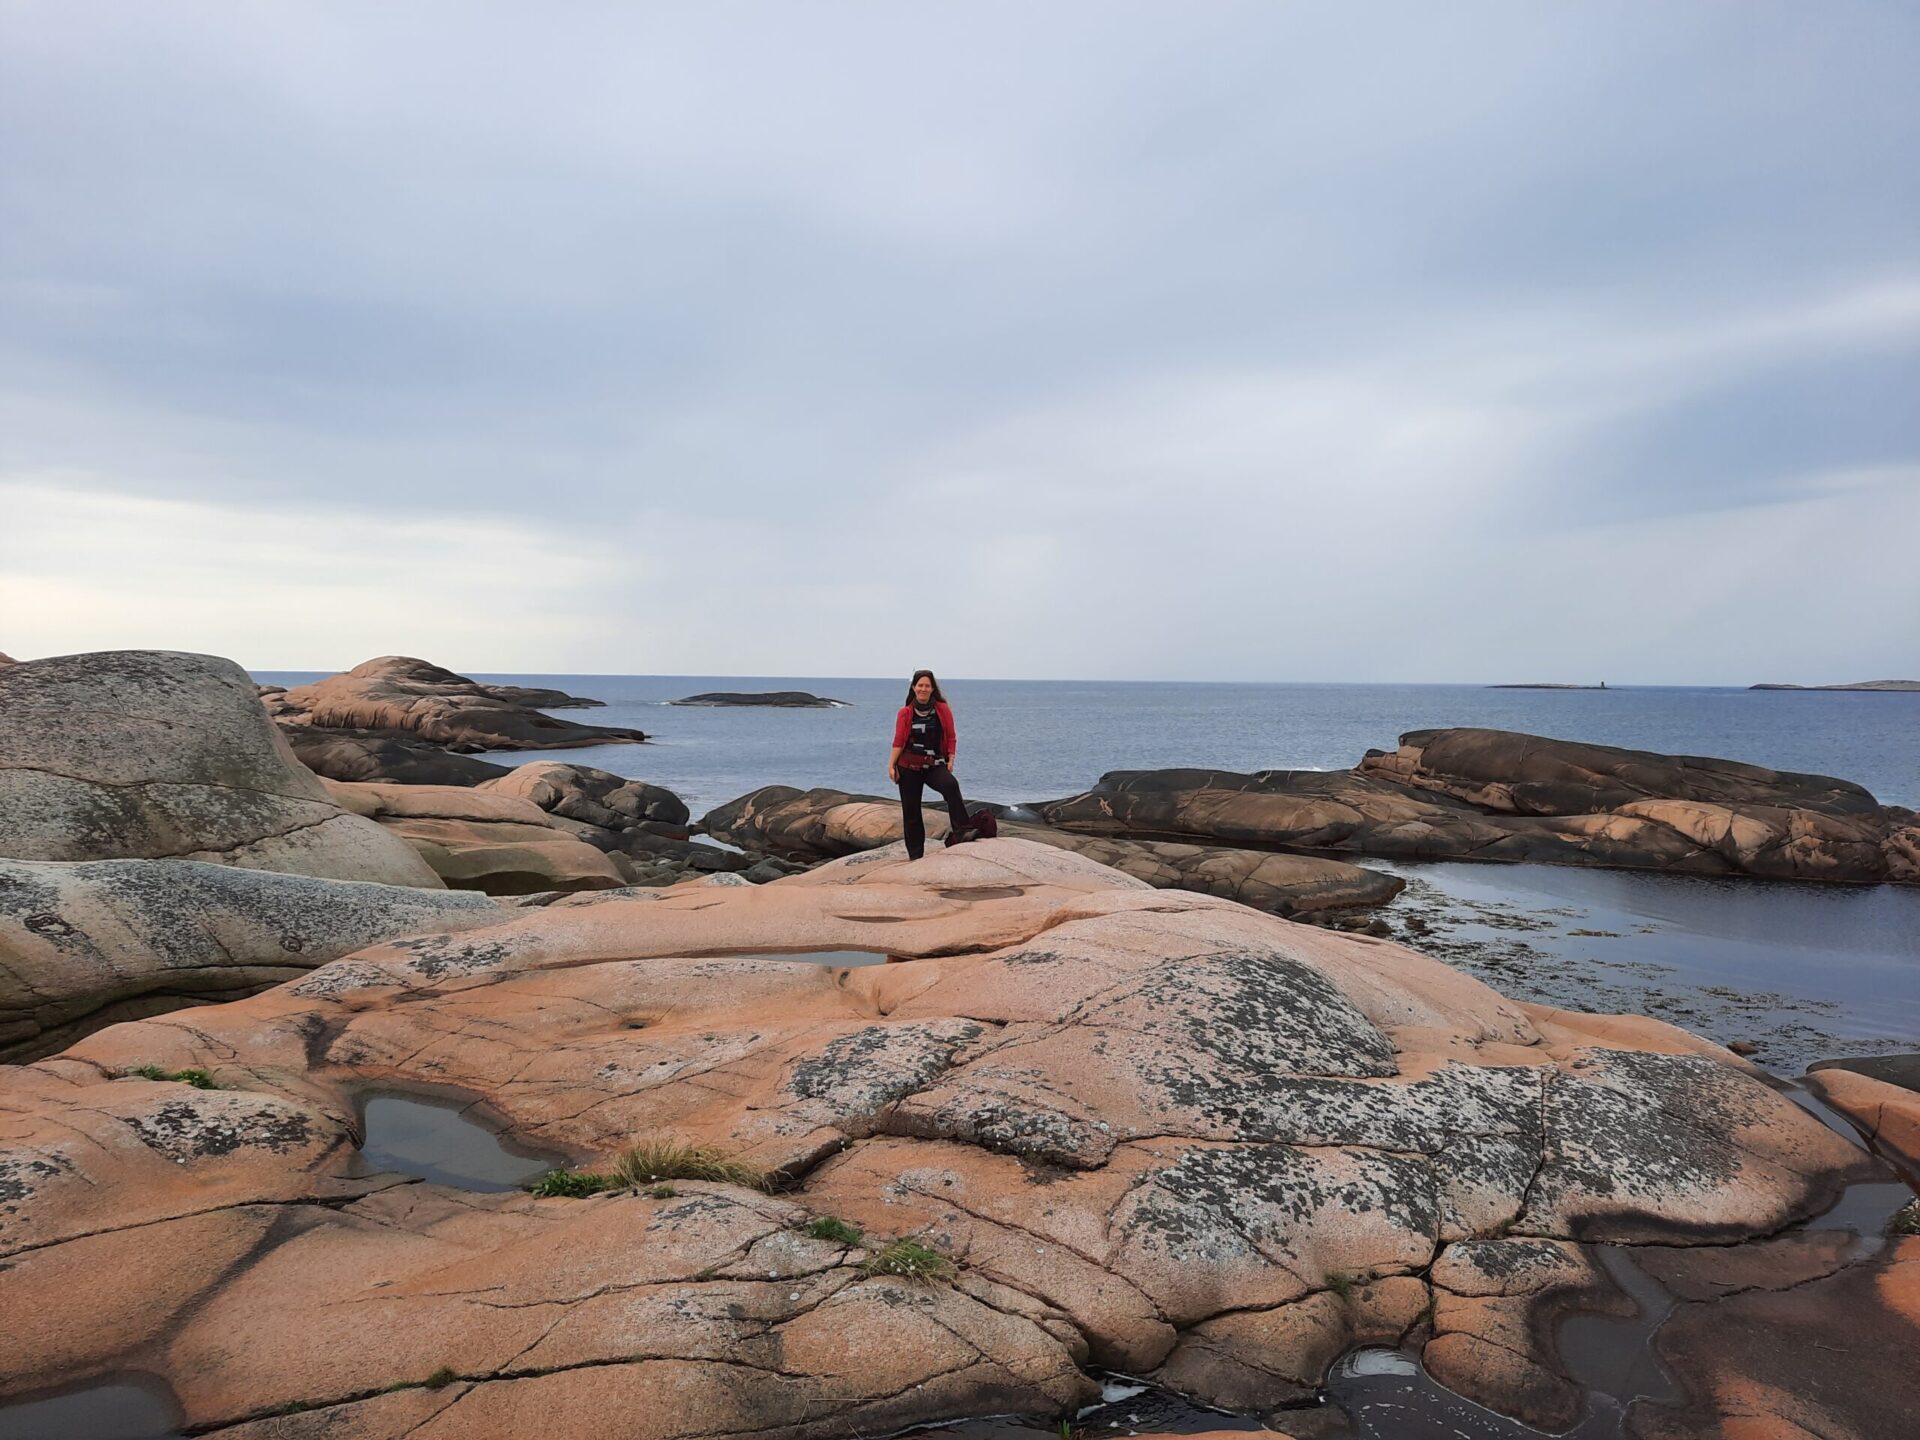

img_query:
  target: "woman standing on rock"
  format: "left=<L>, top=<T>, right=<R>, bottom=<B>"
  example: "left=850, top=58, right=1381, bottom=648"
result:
left=889, top=669, right=979, bottom=860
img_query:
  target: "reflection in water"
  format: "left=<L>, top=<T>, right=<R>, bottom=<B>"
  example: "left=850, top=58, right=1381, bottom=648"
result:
left=738, top=950, right=893, bottom=967
left=354, top=1092, right=558, bottom=1192
left=0, top=1377, right=182, bottom=1440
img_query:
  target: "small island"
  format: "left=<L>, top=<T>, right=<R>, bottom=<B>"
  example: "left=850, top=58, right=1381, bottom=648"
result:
left=1489, top=682, right=1609, bottom=690
left=670, top=690, right=848, bottom=708
left=1751, top=680, right=1920, bottom=692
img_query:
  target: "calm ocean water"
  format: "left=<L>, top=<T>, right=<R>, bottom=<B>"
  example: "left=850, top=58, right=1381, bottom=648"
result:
left=258, top=673, right=1920, bottom=816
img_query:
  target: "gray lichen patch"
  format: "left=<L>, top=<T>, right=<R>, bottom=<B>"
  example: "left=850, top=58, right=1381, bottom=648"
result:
left=1117, top=1143, right=1439, bottom=1270
left=125, top=1095, right=327, bottom=1162
left=783, top=1020, right=987, bottom=1125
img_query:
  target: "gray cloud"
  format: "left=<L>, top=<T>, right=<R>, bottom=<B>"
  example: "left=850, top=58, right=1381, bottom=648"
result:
left=2, top=1, right=1916, bottom=681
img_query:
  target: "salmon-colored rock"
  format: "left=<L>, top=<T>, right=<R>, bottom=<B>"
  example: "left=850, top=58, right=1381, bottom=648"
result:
left=1804, top=1066, right=1920, bottom=1184
left=278, top=656, right=645, bottom=751
left=0, top=839, right=1892, bottom=1435
left=1033, top=728, right=1917, bottom=884
left=323, top=779, right=629, bottom=895
left=705, top=784, right=1404, bottom=916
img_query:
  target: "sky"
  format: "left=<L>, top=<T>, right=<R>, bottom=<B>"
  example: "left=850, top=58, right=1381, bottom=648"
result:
left=2, top=2, right=1916, bottom=684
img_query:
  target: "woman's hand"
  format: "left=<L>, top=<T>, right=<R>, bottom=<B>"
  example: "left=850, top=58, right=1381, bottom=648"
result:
left=888, top=764, right=899, bottom=783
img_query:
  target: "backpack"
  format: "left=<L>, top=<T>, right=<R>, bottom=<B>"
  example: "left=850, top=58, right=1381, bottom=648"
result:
left=943, top=808, right=999, bottom=846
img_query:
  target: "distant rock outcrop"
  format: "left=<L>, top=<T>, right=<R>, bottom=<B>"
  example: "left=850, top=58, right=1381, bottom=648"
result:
left=704, top=785, right=1404, bottom=917
left=670, top=690, right=847, bottom=707
left=1752, top=680, right=1920, bottom=692
left=0, top=650, right=442, bottom=887
left=275, top=656, right=646, bottom=751
left=1033, top=728, right=1919, bottom=885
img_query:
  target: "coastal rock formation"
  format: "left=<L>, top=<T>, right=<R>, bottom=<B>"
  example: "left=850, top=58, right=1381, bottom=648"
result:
left=704, top=785, right=1404, bottom=916
left=479, top=760, right=691, bottom=829
left=276, top=656, right=646, bottom=751
left=0, top=651, right=15, bottom=665
left=671, top=690, right=847, bottom=707
left=280, top=725, right=514, bottom=787
left=1807, top=1055, right=1920, bottom=1184
left=0, top=840, right=1896, bottom=1436
left=0, top=859, right=498, bottom=1061
left=1034, top=728, right=1920, bottom=885
left=323, top=780, right=630, bottom=895
left=0, top=651, right=442, bottom=888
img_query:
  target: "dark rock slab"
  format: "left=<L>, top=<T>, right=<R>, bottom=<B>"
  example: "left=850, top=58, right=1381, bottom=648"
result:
left=670, top=690, right=846, bottom=707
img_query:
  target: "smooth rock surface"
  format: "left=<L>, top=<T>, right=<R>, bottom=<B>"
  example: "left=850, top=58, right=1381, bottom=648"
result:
left=704, top=785, right=1404, bottom=916
left=0, top=651, right=442, bottom=887
left=322, top=780, right=630, bottom=895
left=0, top=839, right=1889, bottom=1435
left=479, top=760, right=690, bottom=830
left=0, top=858, right=499, bottom=1060
left=281, top=725, right=514, bottom=787
left=1034, top=729, right=1920, bottom=884
left=277, top=656, right=646, bottom=750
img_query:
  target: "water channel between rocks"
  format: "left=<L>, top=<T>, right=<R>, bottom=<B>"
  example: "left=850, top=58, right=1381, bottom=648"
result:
left=0, top=1375, right=183, bottom=1440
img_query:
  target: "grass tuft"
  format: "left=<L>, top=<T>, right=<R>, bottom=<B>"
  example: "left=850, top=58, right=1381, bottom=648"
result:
left=613, top=1140, right=767, bottom=1191
left=647, top=1184, right=679, bottom=1199
left=804, top=1216, right=864, bottom=1247
left=1323, top=1269, right=1358, bottom=1300
left=1892, top=1199, right=1920, bottom=1237
left=528, top=1168, right=617, bottom=1199
left=422, top=1367, right=458, bottom=1391
left=860, top=1237, right=956, bottom=1286
left=126, top=1065, right=217, bottom=1090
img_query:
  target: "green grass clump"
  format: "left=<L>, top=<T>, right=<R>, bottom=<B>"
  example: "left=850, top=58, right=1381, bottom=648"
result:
left=859, top=1238, right=956, bottom=1286
left=613, top=1140, right=767, bottom=1191
left=805, top=1216, right=864, bottom=1247
left=422, top=1367, right=459, bottom=1391
left=126, top=1065, right=217, bottom=1089
left=1892, top=1199, right=1920, bottom=1237
left=528, top=1168, right=618, bottom=1199
left=1323, top=1269, right=1357, bottom=1300
left=648, top=1184, right=679, bottom=1199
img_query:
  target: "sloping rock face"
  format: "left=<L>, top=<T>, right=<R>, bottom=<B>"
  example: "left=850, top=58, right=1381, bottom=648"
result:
left=1034, top=729, right=1920, bottom=884
left=277, top=656, right=646, bottom=751
left=281, top=725, right=514, bottom=787
left=0, top=651, right=442, bottom=887
left=323, top=780, right=630, bottom=896
left=0, top=841, right=1895, bottom=1437
left=1807, top=1056, right=1920, bottom=1185
left=481, top=760, right=691, bottom=829
left=705, top=785, right=1404, bottom=917
left=0, top=859, right=500, bottom=1061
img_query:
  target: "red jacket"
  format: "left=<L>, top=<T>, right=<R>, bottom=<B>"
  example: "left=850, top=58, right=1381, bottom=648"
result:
left=893, top=701, right=956, bottom=765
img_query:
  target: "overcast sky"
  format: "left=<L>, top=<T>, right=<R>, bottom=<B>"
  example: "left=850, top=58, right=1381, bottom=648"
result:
left=2, top=2, right=1916, bottom=683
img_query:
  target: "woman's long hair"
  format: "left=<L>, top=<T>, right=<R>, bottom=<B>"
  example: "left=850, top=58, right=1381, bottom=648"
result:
left=904, top=669, right=947, bottom=705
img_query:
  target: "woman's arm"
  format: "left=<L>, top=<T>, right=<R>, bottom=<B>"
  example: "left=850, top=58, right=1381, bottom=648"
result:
left=888, top=745, right=904, bottom=783
left=938, top=702, right=957, bottom=762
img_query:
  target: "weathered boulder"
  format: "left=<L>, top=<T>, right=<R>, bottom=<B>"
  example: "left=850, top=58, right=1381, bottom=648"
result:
left=1807, top=1056, right=1920, bottom=1185
left=705, top=785, right=1403, bottom=916
left=0, top=651, right=442, bottom=888
left=1035, top=729, right=1920, bottom=884
left=1, top=839, right=1891, bottom=1435
left=480, top=760, right=690, bottom=829
left=280, top=725, right=514, bottom=787
left=0, top=859, right=499, bottom=1061
left=322, top=781, right=631, bottom=896
left=277, top=656, right=646, bottom=750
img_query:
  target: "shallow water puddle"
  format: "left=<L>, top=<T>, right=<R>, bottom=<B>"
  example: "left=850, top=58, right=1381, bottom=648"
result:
left=353, top=1092, right=559, bottom=1191
left=0, top=1376, right=182, bottom=1440
left=906, top=1374, right=1263, bottom=1436
left=739, top=949, right=895, bottom=967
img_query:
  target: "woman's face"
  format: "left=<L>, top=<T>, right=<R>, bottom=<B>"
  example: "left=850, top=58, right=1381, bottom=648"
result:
left=913, top=675, right=934, bottom=703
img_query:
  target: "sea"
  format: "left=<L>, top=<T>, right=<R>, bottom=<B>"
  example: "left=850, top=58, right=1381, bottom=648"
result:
left=258, top=673, right=1920, bottom=1075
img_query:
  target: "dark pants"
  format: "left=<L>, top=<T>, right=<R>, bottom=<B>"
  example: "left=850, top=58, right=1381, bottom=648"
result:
left=897, top=763, right=972, bottom=860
